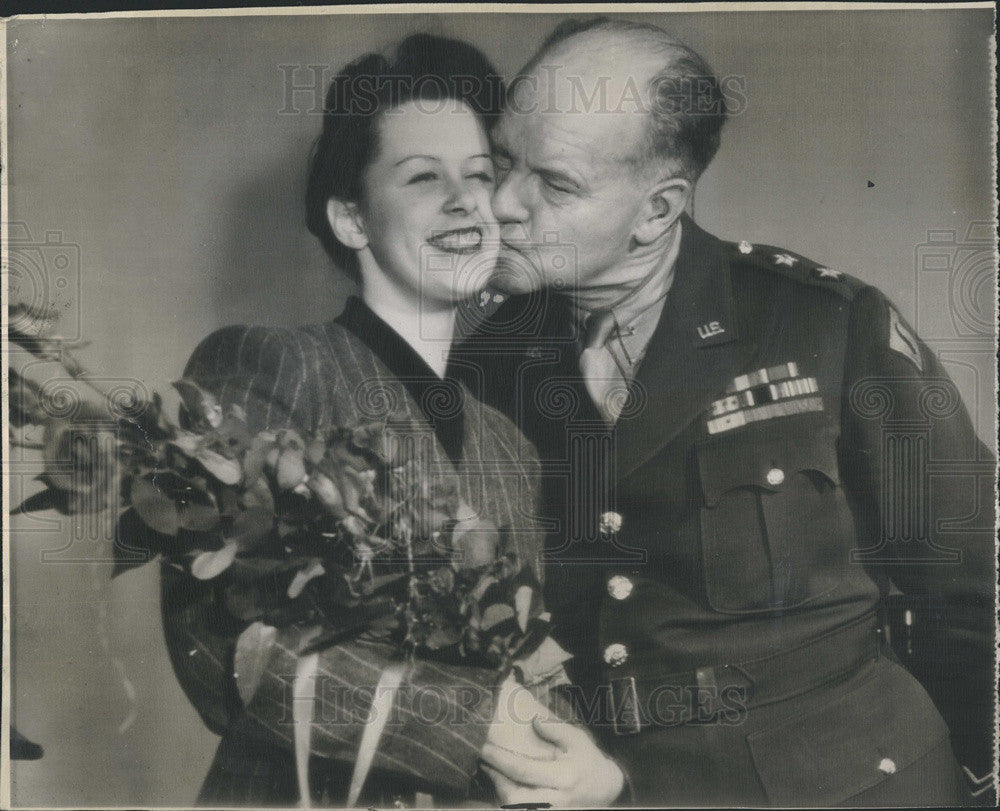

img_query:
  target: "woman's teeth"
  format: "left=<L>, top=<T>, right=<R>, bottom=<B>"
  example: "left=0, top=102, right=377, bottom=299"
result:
left=428, top=227, right=483, bottom=253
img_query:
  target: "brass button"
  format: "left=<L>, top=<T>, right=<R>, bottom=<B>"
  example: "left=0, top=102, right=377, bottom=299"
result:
left=603, top=643, right=629, bottom=667
left=599, top=511, right=623, bottom=535
left=607, top=575, right=634, bottom=601
left=766, top=467, right=785, bottom=486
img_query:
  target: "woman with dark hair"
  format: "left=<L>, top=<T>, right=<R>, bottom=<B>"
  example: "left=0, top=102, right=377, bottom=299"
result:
left=159, top=34, right=560, bottom=807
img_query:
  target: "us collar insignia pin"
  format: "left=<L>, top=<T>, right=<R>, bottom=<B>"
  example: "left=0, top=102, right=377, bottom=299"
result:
left=696, top=320, right=726, bottom=341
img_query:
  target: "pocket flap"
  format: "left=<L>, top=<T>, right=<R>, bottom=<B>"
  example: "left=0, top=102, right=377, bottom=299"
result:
left=747, top=661, right=950, bottom=806
left=697, top=414, right=840, bottom=506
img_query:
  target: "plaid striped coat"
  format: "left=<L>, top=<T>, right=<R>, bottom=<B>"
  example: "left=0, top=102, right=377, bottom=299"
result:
left=161, top=317, right=545, bottom=804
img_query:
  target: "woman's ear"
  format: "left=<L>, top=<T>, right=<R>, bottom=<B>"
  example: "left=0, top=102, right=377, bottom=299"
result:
left=632, top=178, right=692, bottom=246
left=326, top=198, right=368, bottom=251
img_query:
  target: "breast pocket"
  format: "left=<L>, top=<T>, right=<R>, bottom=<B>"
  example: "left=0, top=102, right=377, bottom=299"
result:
left=696, top=413, right=853, bottom=614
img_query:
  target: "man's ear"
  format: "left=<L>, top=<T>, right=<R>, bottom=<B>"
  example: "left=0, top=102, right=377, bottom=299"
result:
left=632, top=178, right=692, bottom=246
left=326, top=198, right=368, bottom=251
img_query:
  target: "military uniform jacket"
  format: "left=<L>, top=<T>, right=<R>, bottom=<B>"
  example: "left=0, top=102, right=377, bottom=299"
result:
left=451, top=215, right=995, bottom=806
left=161, top=304, right=545, bottom=804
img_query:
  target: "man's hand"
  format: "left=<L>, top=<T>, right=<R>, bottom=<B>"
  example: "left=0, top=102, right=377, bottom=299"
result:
left=485, top=673, right=560, bottom=760
left=482, top=713, right=625, bottom=808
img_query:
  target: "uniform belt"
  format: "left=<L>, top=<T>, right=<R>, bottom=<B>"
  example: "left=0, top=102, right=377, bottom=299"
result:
left=606, top=613, right=880, bottom=736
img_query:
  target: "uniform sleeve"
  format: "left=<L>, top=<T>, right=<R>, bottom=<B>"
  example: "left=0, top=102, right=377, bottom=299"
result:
left=840, top=286, right=996, bottom=779
left=163, top=326, right=498, bottom=797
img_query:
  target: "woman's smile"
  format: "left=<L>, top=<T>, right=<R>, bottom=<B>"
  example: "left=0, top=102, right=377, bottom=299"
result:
left=427, top=225, right=484, bottom=255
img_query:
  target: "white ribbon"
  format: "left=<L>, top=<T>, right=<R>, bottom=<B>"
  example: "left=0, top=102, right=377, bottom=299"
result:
left=347, top=662, right=408, bottom=806
left=292, top=652, right=320, bottom=809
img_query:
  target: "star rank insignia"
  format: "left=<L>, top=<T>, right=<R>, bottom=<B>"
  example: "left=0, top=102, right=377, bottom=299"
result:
left=815, top=267, right=843, bottom=280
left=738, top=240, right=753, bottom=254
left=773, top=253, right=798, bottom=266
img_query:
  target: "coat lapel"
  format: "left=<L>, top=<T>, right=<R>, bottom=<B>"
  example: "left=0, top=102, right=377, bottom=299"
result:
left=616, top=216, right=754, bottom=480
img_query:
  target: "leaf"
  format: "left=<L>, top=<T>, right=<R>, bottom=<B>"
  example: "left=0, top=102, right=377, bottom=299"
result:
left=306, top=471, right=345, bottom=516
left=10, top=487, right=70, bottom=516
left=191, top=542, right=240, bottom=580
left=195, top=445, right=243, bottom=486
left=276, top=447, right=307, bottom=490
left=297, top=608, right=393, bottom=655
left=42, top=418, right=117, bottom=493
left=305, top=434, right=326, bottom=465
left=287, top=559, right=325, bottom=599
left=224, top=582, right=266, bottom=622
left=130, top=476, right=180, bottom=536
left=481, top=603, right=515, bottom=632
left=209, top=413, right=255, bottom=458
left=233, top=621, right=278, bottom=706
left=169, top=431, right=203, bottom=457
left=8, top=368, right=45, bottom=426
left=111, top=508, right=161, bottom=578
left=173, top=379, right=223, bottom=429
left=451, top=516, right=501, bottom=571
left=424, top=625, right=463, bottom=651
left=276, top=428, right=306, bottom=452
left=178, top=500, right=221, bottom=532
left=231, top=483, right=276, bottom=544
left=243, top=434, right=277, bottom=484
left=514, top=585, right=534, bottom=632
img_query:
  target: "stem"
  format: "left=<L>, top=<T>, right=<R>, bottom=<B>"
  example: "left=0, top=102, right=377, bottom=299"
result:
left=10, top=440, right=45, bottom=450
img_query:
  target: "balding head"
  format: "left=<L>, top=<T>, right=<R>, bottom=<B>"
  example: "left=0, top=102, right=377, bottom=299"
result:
left=513, top=17, right=727, bottom=182
left=490, top=17, right=725, bottom=295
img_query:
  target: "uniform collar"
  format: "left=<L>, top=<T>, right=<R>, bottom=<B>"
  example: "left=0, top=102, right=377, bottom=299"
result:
left=657, top=212, right=737, bottom=349
left=615, top=215, right=749, bottom=479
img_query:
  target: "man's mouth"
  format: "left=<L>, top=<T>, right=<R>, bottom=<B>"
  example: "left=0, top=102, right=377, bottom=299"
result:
left=427, top=227, right=483, bottom=255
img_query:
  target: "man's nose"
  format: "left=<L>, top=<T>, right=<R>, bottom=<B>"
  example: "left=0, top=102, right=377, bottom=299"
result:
left=491, top=172, right=528, bottom=226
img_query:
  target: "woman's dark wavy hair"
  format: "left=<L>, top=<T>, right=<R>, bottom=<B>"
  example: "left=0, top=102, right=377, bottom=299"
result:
left=306, top=34, right=506, bottom=280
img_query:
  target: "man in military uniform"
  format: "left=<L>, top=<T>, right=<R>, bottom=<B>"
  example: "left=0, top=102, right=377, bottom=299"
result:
left=458, top=17, right=996, bottom=806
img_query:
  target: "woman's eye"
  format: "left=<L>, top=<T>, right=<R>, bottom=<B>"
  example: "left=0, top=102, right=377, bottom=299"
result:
left=408, top=172, right=438, bottom=184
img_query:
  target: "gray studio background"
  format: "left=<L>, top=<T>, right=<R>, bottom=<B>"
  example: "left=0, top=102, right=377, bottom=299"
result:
left=6, top=8, right=996, bottom=806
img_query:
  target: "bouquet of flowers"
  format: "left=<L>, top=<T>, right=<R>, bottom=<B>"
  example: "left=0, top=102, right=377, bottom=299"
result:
left=8, top=302, right=571, bottom=802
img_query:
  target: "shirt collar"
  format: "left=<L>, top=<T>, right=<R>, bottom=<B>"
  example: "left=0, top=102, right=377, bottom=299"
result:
left=571, top=219, right=684, bottom=373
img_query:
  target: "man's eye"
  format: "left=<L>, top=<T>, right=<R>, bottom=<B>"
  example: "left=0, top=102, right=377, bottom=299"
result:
left=492, top=156, right=512, bottom=175
left=468, top=172, right=495, bottom=184
left=542, top=177, right=573, bottom=194
left=408, top=172, right=438, bottom=184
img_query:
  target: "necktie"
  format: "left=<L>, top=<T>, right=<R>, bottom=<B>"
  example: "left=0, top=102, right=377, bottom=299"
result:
left=578, top=310, right=627, bottom=425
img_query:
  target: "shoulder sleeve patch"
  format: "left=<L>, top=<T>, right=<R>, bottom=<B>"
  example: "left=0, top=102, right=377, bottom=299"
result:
left=888, top=307, right=924, bottom=372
